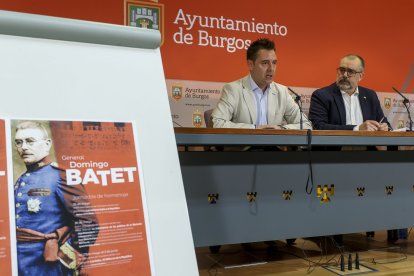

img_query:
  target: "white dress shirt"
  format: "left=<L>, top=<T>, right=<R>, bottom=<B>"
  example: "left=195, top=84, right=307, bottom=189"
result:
left=341, top=88, right=363, bottom=131
left=249, top=75, right=269, bottom=127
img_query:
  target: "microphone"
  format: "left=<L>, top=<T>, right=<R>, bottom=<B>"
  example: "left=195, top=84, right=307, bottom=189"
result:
left=288, top=87, right=303, bottom=130
left=392, top=86, right=412, bottom=131
left=288, top=87, right=301, bottom=102
left=173, top=120, right=183, bottom=127
left=392, top=87, right=410, bottom=104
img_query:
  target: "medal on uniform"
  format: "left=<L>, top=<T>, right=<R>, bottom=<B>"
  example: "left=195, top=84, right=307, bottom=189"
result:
left=27, top=198, right=41, bottom=213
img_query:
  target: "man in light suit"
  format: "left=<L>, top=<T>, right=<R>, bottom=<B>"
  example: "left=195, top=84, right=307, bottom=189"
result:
left=211, top=38, right=312, bottom=130
left=210, top=38, right=307, bottom=251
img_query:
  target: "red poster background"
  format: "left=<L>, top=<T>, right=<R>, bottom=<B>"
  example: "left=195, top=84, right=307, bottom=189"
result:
left=11, top=120, right=151, bottom=276
left=49, top=121, right=151, bottom=275
left=1, top=0, right=413, bottom=93
left=0, top=119, right=12, bottom=276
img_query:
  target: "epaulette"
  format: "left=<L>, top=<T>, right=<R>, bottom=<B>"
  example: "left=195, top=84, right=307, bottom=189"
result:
left=50, top=162, right=66, bottom=171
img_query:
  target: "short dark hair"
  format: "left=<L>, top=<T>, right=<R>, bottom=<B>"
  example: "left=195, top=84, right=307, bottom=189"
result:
left=247, top=38, right=275, bottom=62
left=343, top=54, right=365, bottom=72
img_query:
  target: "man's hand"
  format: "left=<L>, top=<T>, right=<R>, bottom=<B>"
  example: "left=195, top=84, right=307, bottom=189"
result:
left=257, top=125, right=283, bottom=129
left=378, top=123, right=389, bottom=131
left=358, top=120, right=388, bottom=131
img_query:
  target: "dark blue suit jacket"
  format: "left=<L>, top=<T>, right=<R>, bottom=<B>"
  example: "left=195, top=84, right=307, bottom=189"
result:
left=309, top=83, right=386, bottom=130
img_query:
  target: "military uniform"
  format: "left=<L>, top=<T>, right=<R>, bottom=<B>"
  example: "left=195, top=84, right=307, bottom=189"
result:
left=15, top=160, right=98, bottom=276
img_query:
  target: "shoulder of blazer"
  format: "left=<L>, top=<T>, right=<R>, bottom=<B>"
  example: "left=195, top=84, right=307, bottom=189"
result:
left=313, top=83, right=338, bottom=99
left=271, top=82, right=288, bottom=96
left=240, top=75, right=252, bottom=91
left=223, top=76, right=248, bottom=95
left=358, top=85, right=376, bottom=97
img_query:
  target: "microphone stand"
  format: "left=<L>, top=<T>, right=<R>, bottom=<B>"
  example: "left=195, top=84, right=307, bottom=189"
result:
left=173, top=120, right=183, bottom=127
left=392, top=87, right=413, bottom=131
left=288, top=87, right=303, bottom=130
left=403, top=99, right=412, bottom=131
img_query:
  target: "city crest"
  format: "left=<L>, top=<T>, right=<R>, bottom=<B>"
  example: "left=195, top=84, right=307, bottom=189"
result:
left=125, top=0, right=165, bottom=45
left=192, top=110, right=203, bottom=128
left=171, top=85, right=183, bottom=101
left=384, top=97, right=391, bottom=110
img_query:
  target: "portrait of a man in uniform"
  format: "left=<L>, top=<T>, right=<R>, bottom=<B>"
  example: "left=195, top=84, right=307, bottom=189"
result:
left=13, top=121, right=99, bottom=276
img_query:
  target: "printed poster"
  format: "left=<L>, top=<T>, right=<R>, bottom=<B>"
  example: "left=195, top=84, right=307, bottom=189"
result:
left=0, top=119, right=12, bottom=276
left=11, top=119, right=152, bottom=276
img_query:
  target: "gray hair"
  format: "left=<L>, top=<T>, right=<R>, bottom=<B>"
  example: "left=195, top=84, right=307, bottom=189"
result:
left=15, top=121, right=50, bottom=139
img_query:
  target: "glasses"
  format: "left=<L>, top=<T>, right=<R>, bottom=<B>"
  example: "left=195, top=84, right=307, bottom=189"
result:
left=15, top=138, right=45, bottom=148
left=337, top=67, right=362, bottom=77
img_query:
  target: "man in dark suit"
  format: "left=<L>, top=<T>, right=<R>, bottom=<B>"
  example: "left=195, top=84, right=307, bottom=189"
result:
left=309, top=54, right=388, bottom=131
left=309, top=54, right=389, bottom=242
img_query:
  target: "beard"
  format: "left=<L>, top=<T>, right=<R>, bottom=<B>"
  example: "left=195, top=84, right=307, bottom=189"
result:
left=336, top=77, right=352, bottom=91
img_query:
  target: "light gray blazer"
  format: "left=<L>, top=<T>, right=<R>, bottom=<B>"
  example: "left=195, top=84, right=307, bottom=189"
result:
left=211, top=75, right=312, bottom=129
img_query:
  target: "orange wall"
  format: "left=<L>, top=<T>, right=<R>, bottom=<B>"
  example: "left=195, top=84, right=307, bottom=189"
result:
left=161, top=0, right=414, bottom=92
left=1, top=0, right=413, bottom=92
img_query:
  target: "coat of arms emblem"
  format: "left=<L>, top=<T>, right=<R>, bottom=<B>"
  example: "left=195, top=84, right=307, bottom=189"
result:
left=125, top=0, right=165, bottom=45
left=171, top=85, right=182, bottom=101
left=192, top=110, right=203, bottom=128
left=384, top=97, right=391, bottom=110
